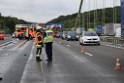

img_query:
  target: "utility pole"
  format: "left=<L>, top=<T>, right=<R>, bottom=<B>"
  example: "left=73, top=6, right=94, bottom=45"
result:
left=74, top=0, right=84, bottom=31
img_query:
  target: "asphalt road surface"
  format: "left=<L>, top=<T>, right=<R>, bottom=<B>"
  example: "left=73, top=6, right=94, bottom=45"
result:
left=0, top=35, right=12, bottom=45
left=0, top=38, right=124, bottom=83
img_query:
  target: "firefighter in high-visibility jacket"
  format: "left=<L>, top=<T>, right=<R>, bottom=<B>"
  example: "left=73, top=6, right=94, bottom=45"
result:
left=35, top=28, right=44, bottom=61
left=44, top=28, right=54, bottom=62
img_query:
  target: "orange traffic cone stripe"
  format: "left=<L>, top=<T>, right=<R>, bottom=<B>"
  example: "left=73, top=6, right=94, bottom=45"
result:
left=81, top=47, right=85, bottom=53
left=115, top=56, right=122, bottom=70
left=59, top=41, right=63, bottom=44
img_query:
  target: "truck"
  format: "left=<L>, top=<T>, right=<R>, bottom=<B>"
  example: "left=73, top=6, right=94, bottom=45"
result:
left=48, top=23, right=64, bottom=37
left=95, top=25, right=103, bottom=36
left=103, top=23, right=121, bottom=36
left=115, top=27, right=121, bottom=37
left=87, top=28, right=95, bottom=32
left=15, top=24, right=30, bottom=39
left=75, top=27, right=85, bottom=34
left=29, top=24, right=36, bottom=39
left=50, top=25, right=61, bottom=37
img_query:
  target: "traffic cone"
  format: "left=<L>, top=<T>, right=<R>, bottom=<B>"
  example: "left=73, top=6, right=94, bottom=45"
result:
left=81, top=47, right=85, bottom=53
left=115, top=56, right=122, bottom=70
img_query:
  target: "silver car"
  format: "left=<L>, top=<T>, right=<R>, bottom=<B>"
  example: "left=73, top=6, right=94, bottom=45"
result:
left=79, top=31, right=100, bottom=45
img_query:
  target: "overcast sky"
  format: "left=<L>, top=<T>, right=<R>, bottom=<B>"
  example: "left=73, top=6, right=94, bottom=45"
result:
left=0, top=0, right=121, bottom=23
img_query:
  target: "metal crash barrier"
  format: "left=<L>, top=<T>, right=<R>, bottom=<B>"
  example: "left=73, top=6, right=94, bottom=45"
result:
left=101, top=37, right=124, bottom=45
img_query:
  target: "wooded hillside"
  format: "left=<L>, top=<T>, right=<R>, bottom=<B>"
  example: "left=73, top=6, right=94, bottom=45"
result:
left=0, top=13, right=30, bottom=33
left=47, top=6, right=120, bottom=30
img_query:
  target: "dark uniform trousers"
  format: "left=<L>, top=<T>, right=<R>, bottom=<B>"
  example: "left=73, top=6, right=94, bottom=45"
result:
left=36, top=47, right=42, bottom=55
left=45, top=42, right=53, bottom=61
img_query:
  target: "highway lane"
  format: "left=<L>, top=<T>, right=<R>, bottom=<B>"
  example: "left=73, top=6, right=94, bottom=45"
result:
left=56, top=38, right=124, bottom=71
left=20, top=38, right=124, bottom=83
left=0, top=39, right=33, bottom=83
left=0, top=35, right=13, bottom=45
left=0, top=38, right=124, bottom=83
left=41, top=39, right=124, bottom=83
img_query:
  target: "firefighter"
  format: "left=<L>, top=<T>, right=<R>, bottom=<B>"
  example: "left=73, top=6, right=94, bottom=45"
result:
left=44, top=26, right=54, bottom=62
left=35, top=25, right=44, bottom=61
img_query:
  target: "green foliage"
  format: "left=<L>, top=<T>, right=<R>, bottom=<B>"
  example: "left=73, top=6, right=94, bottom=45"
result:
left=0, top=14, right=30, bottom=33
left=47, top=6, right=121, bottom=30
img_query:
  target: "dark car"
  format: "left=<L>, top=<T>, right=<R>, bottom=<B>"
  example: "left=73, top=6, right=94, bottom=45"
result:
left=56, top=32, right=62, bottom=38
left=66, top=31, right=79, bottom=41
left=61, top=31, right=68, bottom=39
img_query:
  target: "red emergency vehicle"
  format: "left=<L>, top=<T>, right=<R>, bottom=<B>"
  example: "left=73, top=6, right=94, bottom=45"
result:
left=51, top=25, right=61, bottom=37
left=0, top=31, right=5, bottom=40
left=15, top=24, right=30, bottom=39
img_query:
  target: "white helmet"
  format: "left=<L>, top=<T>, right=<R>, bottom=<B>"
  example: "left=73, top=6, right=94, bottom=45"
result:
left=36, top=25, right=42, bottom=30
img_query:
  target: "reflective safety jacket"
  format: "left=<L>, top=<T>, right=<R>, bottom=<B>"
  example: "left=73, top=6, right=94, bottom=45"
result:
left=44, top=30, right=54, bottom=43
left=35, top=32, right=44, bottom=47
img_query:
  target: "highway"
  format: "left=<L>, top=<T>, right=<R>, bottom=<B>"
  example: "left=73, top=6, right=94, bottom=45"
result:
left=0, top=38, right=124, bottom=83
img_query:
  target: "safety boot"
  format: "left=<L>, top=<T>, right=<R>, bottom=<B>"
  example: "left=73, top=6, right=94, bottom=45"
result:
left=36, top=57, right=42, bottom=61
left=46, top=59, right=52, bottom=62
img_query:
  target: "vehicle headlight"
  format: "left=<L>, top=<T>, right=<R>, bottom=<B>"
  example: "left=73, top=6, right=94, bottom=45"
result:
left=68, top=36, right=71, bottom=38
left=76, top=36, right=79, bottom=38
left=98, top=38, right=100, bottom=41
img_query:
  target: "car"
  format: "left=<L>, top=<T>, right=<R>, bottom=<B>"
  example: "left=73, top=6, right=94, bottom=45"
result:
left=56, top=32, right=62, bottom=38
left=79, top=31, right=100, bottom=45
left=61, top=31, right=68, bottom=39
left=0, top=31, right=5, bottom=40
left=66, top=31, right=79, bottom=41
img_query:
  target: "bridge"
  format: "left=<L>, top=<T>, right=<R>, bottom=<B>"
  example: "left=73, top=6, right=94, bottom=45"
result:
left=0, top=0, right=124, bottom=83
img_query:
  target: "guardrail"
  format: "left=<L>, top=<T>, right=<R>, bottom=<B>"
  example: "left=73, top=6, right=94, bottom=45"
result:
left=100, top=36, right=124, bottom=45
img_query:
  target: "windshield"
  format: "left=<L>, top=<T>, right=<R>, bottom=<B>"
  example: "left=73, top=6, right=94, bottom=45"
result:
left=84, top=32, right=97, bottom=36
left=68, top=31, right=77, bottom=35
left=63, top=31, right=68, bottom=34
left=52, top=27, right=60, bottom=31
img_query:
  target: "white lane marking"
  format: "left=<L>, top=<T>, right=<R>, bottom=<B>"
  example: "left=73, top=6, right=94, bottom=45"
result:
left=20, top=43, right=35, bottom=83
left=28, top=44, right=35, bottom=61
left=85, top=52, right=93, bottom=56
left=54, top=42, right=89, bottom=63
left=67, top=45, right=71, bottom=47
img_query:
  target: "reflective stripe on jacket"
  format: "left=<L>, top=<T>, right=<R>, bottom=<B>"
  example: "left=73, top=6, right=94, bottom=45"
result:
left=44, top=30, right=54, bottom=43
left=35, top=32, right=44, bottom=47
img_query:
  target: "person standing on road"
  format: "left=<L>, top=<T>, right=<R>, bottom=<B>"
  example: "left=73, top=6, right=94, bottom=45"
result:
left=44, top=26, right=54, bottom=62
left=34, top=25, right=44, bottom=61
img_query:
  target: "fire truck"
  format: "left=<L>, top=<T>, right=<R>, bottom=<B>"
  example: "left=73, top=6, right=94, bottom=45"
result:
left=48, top=23, right=64, bottom=37
left=29, top=24, right=36, bottom=39
left=50, top=25, right=61, bottom=37
left=15, top=24, right=30, bottom=39
left=0, top=31, right=5, bottom=40
left=14, top=24, right=37, bottom=39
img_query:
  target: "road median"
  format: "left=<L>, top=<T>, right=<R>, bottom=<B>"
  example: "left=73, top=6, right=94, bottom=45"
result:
left=17, top=40, right=29, bottom=49
left=0, top=39, right=13, bottom=47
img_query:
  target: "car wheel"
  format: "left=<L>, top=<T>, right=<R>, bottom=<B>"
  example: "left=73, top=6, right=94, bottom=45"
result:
left=79, top=41, right=82, bottom=45
left=97, top=43, right=100, bottom=46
